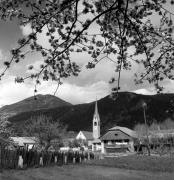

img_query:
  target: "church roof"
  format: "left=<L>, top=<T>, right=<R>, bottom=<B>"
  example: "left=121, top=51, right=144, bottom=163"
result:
left=81, top=131, right=93, bottom=140
left=93, top=100, right=100, bottom=120
left=94, top=99, right=98, bottom=114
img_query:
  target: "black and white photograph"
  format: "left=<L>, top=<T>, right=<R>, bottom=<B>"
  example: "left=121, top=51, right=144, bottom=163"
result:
left=0, top=0, right=174, bottom=179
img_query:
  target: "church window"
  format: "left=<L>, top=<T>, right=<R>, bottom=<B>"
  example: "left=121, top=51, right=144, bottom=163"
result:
left=94, top=122, right=97, bottom=126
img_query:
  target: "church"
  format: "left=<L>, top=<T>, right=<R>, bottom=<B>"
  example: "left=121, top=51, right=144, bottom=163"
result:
left=76, top=99, right=138, bottom=154
left=76, top=100, right=102, bottom=152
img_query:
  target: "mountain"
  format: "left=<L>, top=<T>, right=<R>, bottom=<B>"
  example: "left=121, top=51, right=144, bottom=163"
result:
left=6, top=92, right=174, bottom=135
left=0, top=94, right=72, bottom=119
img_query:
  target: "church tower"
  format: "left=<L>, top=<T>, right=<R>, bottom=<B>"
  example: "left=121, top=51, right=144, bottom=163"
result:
left=93, top=100, right=100, bottom=139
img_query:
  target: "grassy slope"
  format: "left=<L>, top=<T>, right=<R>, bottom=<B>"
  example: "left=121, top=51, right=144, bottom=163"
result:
left=0, top=94, right=72, bottom=118
left=85, top=155, right=174, bottom=172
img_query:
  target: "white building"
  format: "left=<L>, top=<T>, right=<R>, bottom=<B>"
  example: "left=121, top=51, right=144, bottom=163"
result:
left=76, top=130, right=93, bottom=146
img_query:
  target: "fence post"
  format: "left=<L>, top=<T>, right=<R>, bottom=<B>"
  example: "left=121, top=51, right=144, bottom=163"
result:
left=0, top=145, right=2, bottom=173
left=54, top=155, right=57, bottom=164
left=79, top=154, right=82, bottom=163
left=88, top=152, right=90, bottom=160
left=64, top=153, right=67, bottom=164
left=18, top=155, right=23, bottom=169
left=73, top=153, right=76, bottom=164
left=40, top=156, right=43, bottom=166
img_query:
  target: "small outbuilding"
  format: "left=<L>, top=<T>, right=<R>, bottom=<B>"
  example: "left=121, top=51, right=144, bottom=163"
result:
left=100, top=126, right=138, bottom=154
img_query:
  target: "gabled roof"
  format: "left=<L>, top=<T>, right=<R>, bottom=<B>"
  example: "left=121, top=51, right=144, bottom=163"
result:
left=109, top=126, right=137, bottom=138
left=81, top=131, right=93, bottom=140
left=149, top=129, right=174, bottom=138
left=10, top=137, right=37, bottom=146
left=149, top=129, right=174, bottom=134
left=100, top=126, right=137, bottom=141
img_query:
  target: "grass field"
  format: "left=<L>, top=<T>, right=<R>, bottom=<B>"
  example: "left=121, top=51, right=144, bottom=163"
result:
left=1, top=155, right=174, bottom=180
left=86, top=154, right=174, bottom=172
left=1, top=165, right=174, bottom=180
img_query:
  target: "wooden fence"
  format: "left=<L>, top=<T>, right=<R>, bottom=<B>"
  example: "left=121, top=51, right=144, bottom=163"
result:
left=0, top=147, right=95, bottom=170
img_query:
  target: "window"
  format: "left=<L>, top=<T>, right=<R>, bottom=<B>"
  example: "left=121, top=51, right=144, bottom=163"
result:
left=94, top=122, right=97, bottom=126
left=108, top=141, right=112, bottom=145
left=115, top=133, right=118, bottom=136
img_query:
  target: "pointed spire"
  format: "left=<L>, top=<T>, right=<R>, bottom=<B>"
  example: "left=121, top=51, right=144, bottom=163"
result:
left=94, top=99, right=99, bottom=116
left=93, top=98, right=100, bottom=139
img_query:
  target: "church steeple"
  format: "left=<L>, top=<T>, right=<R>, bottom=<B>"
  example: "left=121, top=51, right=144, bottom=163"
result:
left=94, top=98, right=99, bottom=115
left=93, top=100, right=100, bottom=139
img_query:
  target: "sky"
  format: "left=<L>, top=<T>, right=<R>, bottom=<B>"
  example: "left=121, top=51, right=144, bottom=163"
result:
left=0, top=2, right=174, bottom=106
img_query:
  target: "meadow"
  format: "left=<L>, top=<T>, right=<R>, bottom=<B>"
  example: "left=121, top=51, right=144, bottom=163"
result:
left=1, top=155, right=174, bottom=180
left=1, top=164, right=174, bottom=180
left=86, top=154, right=174, bottom=172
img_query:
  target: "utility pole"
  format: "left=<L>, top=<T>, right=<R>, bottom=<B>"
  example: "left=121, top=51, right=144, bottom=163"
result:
left=142, top=101, right=150, bottom=156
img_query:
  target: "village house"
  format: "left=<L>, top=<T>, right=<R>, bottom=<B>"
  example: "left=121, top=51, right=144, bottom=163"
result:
left=10, top=137, right=37, bottom=149
left=100, top=126, right=138, bottom=154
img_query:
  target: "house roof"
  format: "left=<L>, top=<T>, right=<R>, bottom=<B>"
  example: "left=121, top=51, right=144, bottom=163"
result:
left=109, top=126, right=137, bottom=138
left=81, top=131, right=93, bottom=140
left=149, top=129, right=174, bottom=134
left=10, top=137, right=37, bottom=146
left=100, top=126, right=137, bottom=141
left=149, top=129, right=174, bottom=138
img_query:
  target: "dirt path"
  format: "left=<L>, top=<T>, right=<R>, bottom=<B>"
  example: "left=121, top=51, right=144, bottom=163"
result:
left=0, top=165, right=174, bottom=180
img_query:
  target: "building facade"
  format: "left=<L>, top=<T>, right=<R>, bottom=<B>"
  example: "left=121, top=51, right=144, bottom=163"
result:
left=76, top=130, right=93, bottom=146
left=100, top=126, right=138, bottom=154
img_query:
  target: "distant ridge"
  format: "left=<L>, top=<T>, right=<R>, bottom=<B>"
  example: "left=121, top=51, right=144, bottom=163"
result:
left=6, top=92, right=174, bottom=135
left=0, top=94, right=72, bottom=119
